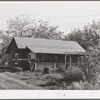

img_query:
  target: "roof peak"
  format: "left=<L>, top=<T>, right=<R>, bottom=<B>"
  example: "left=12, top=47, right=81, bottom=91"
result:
left=14, top=36, right=77, bottom=43
left=6, top=36, right=85, bottom=54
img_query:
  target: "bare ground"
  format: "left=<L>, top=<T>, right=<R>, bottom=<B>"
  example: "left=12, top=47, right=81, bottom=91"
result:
left=0, top=66, right=64, bottom=90
left=0, top=72, right=45, bottom=90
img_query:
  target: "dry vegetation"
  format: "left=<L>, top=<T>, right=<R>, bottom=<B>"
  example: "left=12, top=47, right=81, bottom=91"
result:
left=1, top=63, right=100, bottom=90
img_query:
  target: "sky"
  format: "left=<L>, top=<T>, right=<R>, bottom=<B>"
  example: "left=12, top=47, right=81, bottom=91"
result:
left=0, top=1, right=100, bottom=35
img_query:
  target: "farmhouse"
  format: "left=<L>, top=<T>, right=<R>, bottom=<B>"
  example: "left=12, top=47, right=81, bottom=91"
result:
left=6, top=37, right=86, bottom=71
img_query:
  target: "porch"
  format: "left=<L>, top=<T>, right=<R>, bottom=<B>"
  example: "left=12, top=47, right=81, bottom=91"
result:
left=29, top=53, right=83, bottom=71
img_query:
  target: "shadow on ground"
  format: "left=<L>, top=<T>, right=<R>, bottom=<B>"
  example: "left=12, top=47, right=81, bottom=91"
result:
left=0, top=67, right=21, bottom=72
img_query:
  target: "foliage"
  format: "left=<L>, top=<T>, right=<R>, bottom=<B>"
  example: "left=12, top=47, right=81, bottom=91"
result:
left=58, top=65, right=83, bottom=82
left=66, top=81, right=100, bottom=90
left=7, top=15, right=33, bottom=37
left=0, top=30, right=12, bottom=60
left=7, top=15, right=64, bottom=39
left=65, top=20, right=100, bottom=50
left=41, top=73, right=64, bottom=86
left=78, top=45, right=100, bottom=83
left=43, top=67, right=50, bottom=74
left=23, top=20, right=64, bottom=39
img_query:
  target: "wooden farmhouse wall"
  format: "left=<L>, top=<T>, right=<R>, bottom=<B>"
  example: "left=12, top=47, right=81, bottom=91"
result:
left=6, top=38, right=18, bottom=68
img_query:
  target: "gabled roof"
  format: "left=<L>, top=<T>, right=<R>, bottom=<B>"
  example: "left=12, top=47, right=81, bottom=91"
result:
left=13, top=37, right=86, bottom=55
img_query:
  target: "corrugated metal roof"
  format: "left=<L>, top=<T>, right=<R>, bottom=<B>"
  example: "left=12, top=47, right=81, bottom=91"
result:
left=14, top=37, right=86, bottom=54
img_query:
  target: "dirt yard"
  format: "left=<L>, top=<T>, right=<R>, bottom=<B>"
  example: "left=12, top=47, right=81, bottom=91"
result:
left=0, top=72, right=46, bottom=90
left=0, top=68, right=64, bottom=90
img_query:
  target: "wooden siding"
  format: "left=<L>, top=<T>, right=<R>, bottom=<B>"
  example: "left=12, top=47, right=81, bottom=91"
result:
left=7, top=40, right=31, bottom=70
left=18, top=49, right=30, bottom=59
left=17, top=49, right=30, bottom=70
left=7, top=38, right=18, bottom=67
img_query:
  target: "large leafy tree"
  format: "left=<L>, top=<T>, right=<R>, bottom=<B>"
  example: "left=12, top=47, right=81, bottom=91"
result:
left=7, top=15, right=64, bottom=39
left=0, top=30, right=12, bottom=62
left=7, top=15, right=33, bottom=37
left=23, top=20, right=64, bottom=39
left=65, top=20, right=100, bottom=51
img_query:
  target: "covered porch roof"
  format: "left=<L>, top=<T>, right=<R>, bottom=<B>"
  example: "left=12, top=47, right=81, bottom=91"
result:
left=27, top=46, right=86, bottom=55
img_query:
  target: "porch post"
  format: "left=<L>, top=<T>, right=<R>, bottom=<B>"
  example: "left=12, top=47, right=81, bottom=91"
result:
left=54, top=55, right=57, bottom=69
left=35, top=62, right=37, bottom=69
left=70, top=55, right=72, bottom=67
left=65, top=54, right=66, bottom=68
left=35, top=54, right=37, bottom=69
left=54, top=62, right=56, bottom=69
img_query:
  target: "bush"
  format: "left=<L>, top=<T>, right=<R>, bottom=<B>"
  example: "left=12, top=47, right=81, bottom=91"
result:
left=50, top=69, right=56, bottom=73
left=34, top=69, right=42, bottom=73
left=34, top=69, right=43, bottom=76
left=78, top=50, right=100, bottom=83
left=41, top=73, right=64, bottom=86
left=66, top=81, right=100, bottom=90
left=43, top=67, right=50, bottom=74
left=58, top=66, right=83, bottom=82
left=67, top=81, right=84, bottom=90
left=65, top=70, right=83, bottom=82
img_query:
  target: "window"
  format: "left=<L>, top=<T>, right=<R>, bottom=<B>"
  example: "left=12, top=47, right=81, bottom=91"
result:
left=15, top=53, right=18, bottom=64
left=28, top=53, right=31, bottom=63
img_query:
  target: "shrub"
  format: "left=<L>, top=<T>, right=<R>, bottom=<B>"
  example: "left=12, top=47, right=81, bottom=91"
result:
left=41, top=73, right=64, bottom=86
left=50, top=69, right=56, bottom=73
left=58, top=66, right=83, bottom=82
left=67, top=82, right=84, bottom=90
left=34, top=69, right=42, bottom=73
left=65, top=70, right=83, bottom=82
left=43, top=67, right=50, bottom=74
left=78, top=48, right=100, bottom=83
left=34, top=69, right=43, bottom=76
left=66, top=81, right=100, bottom=90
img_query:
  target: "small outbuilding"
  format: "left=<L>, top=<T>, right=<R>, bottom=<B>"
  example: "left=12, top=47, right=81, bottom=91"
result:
left=5, top=37, right=86, bottom=71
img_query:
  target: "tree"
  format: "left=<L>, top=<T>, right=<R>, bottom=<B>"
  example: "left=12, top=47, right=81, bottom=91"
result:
left=23, top=20, right=64, bottom=39
left=0, top=30, right=12, bottom=66
left=0, top=30, right=11, bottom=56
left=78, top=44, right=100, bottom=83
left=7, top=15, right=34, bottom=37
left=65, top=20, right=100, bottom=51
left=7, top=15, right=64, bottom=39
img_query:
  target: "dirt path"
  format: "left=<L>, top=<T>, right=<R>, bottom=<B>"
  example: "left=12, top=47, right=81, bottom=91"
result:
left=0, top=73, right=43, bottom=90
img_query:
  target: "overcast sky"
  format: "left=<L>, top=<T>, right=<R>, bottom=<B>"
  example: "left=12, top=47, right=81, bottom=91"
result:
left=0, top=1, right=100, bottom=35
